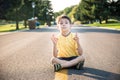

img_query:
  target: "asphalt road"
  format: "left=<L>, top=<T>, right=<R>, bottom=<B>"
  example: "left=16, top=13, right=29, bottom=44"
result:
left=0, top=26, right=120, bottom=80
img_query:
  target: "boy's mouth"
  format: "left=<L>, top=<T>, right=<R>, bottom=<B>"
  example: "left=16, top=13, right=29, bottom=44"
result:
left=61, top=26, right=67, bottom=29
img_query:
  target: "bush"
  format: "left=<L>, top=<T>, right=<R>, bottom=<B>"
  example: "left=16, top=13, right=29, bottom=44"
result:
left=74, top=21, right=81, bottom=25
left=102, top=19, right=120, bottom=24
left=0, top=20, right=7, bottom=25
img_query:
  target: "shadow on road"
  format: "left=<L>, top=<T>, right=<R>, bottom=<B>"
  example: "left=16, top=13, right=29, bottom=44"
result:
left=68, top=67, right=120, bottom=80
left=23, top=27, right=120, bottom=34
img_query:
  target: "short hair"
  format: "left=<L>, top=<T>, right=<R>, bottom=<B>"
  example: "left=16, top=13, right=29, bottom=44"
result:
left=56, top=15, right=71, bottom=24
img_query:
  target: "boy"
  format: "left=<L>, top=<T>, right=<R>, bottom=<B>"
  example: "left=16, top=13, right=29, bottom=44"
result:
left=51, top=15, right=85, bottom=72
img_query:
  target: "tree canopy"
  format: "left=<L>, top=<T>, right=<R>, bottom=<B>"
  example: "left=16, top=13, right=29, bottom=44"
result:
left=54, top=0, right=120, bottom=24
left=0, top=0, right=54, bottom=29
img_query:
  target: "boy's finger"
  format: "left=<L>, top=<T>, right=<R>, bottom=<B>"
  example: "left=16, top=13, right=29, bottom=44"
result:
left=75, top=33, right=78, bottom=37
left=54, top=37, right=58, bottom=42
left=52, top=34, right=55, bottom=37
left=51, top=34, right=55, bottom=40
left=52, top=34, right=56, bottom=39
left=51, top=34, right=58, bottom=41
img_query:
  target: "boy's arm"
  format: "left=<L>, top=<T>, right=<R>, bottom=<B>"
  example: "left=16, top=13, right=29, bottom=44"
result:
left=53, top=45, right=58, bottom=57
left=76, top=41, right=83, bottom=55
left=74, top=33, right=83, bottom=55
left=51, top=34, right=58, bottom=57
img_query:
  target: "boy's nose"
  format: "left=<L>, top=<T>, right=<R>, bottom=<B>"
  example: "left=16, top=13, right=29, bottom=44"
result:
left=62, top=24, right=65, bottom=26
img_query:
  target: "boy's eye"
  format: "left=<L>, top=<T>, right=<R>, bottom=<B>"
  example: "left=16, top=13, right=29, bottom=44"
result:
left=60, top=22, right=63, bottom=24
left=60, top=22, right=68, bottom=24
left=65, top=22, right=68, bottom=24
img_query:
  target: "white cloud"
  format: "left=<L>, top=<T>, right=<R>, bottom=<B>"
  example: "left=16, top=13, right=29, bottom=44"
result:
left=50, top=0, right=81, bottom=12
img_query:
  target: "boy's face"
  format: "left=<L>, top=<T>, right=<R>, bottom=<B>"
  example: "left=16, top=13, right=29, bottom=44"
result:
left=57, top=18, right=71, bottom=32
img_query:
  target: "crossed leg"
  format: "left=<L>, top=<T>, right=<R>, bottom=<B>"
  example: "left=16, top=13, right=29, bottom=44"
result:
left=51, top=55, right=85, bottom=68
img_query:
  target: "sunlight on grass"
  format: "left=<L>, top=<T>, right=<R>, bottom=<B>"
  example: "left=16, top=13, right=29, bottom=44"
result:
left=86, top=19, right=120, bottom=29
left=0, top=23, right=48, bottom=32
left=0, top=24, right=26, bottom=32
left=87, top=23, right=120, bottom=29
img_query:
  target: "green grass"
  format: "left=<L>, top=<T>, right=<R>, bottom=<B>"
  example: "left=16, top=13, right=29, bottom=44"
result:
left=0, top=24, right=27, bottom=32
left=0, top=23, right=47, bottom=32
left=87, top=23, right=120, bottom=29
left=86, top=19, right=120, bottom=29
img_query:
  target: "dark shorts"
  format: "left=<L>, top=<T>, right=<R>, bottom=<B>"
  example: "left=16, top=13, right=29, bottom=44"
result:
left=58, top=56, right=78, bottom=61
left=58, top=56, right=84, bottom=69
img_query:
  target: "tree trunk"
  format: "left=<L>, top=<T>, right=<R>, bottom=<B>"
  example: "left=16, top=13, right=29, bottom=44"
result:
left=16, top=20, right=19, bottom=30
left=15, top=8, right=19, bottom=30
left=105, top=18, right=108, bottom=23
left=47, top=21, right=51, bottom=27
left=99, top=18, right=102, bottom=24
left=90, top=20, right=93, bottom=24
left=24, top=19, right=27, bottom=28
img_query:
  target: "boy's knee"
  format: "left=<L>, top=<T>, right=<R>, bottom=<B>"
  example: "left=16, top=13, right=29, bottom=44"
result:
left=78, top=55, right=85, bottom=62
left=81, top=56, right=85, bottom=61
left=51, top=57, right=57, bottom=64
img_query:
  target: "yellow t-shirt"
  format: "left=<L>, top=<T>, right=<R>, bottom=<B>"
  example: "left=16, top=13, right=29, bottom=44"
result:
left=57, top=33, right=79, bottom=57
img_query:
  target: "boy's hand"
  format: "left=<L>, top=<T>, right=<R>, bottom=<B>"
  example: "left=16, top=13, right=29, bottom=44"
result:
left=74, top=33, right=79, bottom=43
left=51, top=34, right=58, bottom=45
left=74, top=33, right=83, bottom=55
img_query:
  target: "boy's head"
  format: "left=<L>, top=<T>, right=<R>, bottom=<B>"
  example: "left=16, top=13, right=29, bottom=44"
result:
left=56, top=15, right=72, bottom=33
left=56, top=15, right=71, bottom=24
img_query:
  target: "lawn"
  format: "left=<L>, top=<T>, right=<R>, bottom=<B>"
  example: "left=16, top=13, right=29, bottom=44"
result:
left=87, top=22, right=120, bottom=29
left=0, top=23, right=47, bottom=32
left=86, top=19, right=120, bottom=29
left=0, top=24, right=27, bottom=32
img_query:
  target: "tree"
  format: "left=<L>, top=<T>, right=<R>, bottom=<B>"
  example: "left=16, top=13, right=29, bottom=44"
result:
left=94, top=0, right=119, bottom=23
left=0, top=0, right=11, bottom=19
left=1, top=0, right=54, bottom=29
left=19, top=0, right=33, bottom=28
left=63, top=6, right=74, bottom=15
left=0, top=0, right=30, bottom=29
left=107, top=0, right=120, bottom=18
left=5, top=0, right=24, bottom=30
left=78, top=0, right=95, bottom=23
left=79, top=0, right=110, bottom=24
left=93, top=0, right=106, bottom=24
left=24, top=0, right=54, bottom=26
left=68, top=5, right=78, bottom=22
